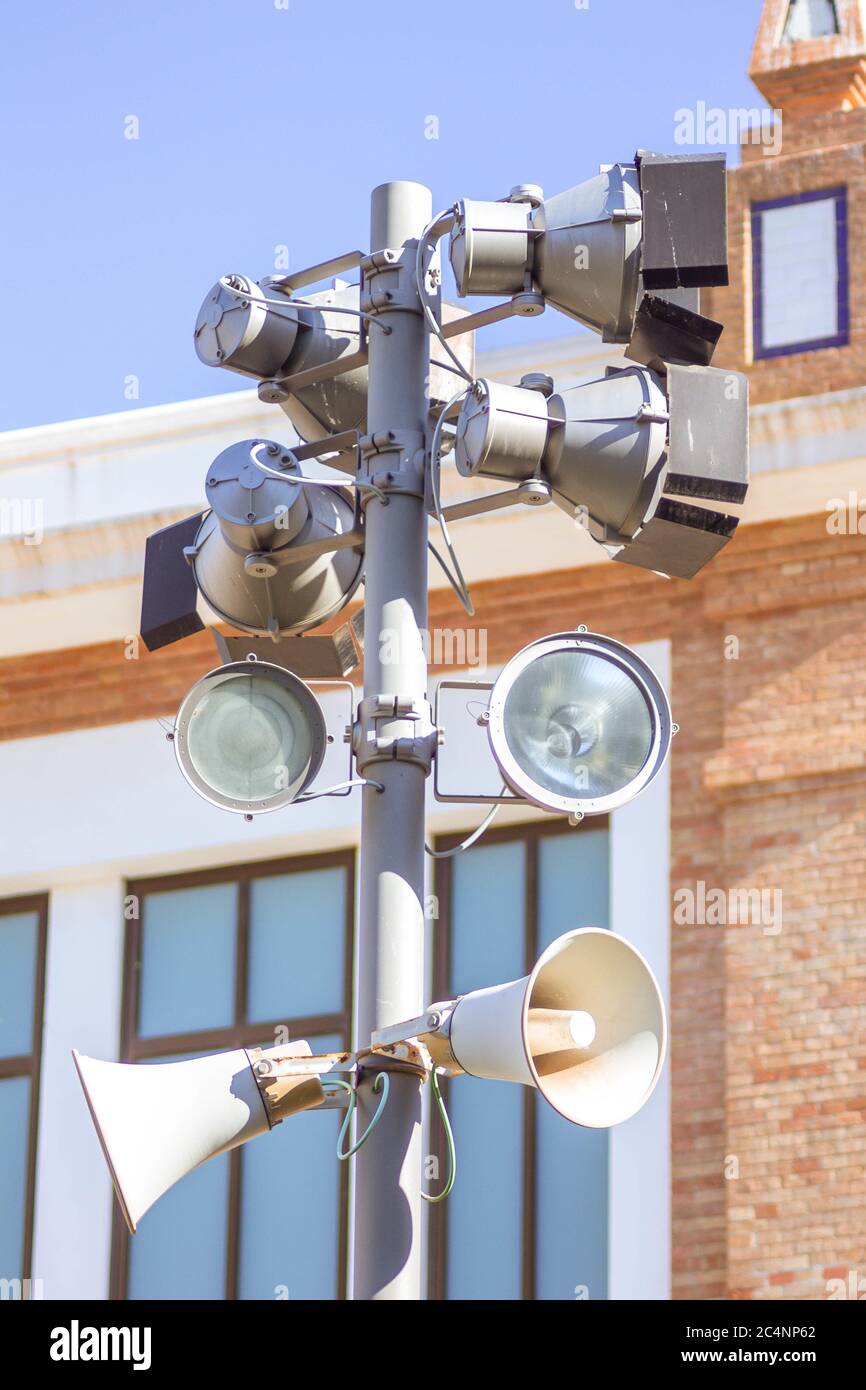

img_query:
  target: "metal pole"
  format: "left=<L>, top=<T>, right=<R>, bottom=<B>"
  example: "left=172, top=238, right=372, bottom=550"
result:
left=351, top=181, right=432, bottom=1300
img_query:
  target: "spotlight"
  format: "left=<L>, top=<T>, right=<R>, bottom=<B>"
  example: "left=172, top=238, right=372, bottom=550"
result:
left=380, top=928, right=666, bottom=1129
left=72, top=1041, right=329, bottom=1233
left=485, top=631, right=671, bottom=817
left=140, top=438, right=363, bottom=653
left=173, top=659, right=327, bottom=815
left=454, top=363, right=748, bottom=579
left=449, top=153, right=728, bottom=348
left=194, top=275, right=473, bottom=444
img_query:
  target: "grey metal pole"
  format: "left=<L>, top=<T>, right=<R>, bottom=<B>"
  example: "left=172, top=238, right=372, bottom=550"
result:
left=351, top=181, right=433, bottom=1300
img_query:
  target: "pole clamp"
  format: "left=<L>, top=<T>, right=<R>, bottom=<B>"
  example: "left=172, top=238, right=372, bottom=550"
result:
left=360, top=247, right=421, bottom=315
left=357, top=429, right=426, bottom=502
left=353, top=692, right=439, bottom=773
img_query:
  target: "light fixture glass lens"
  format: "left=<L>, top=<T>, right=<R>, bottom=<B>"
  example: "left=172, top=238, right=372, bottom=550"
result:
left=186, top=672, right=314, bottom=804
left=502, top=649, right=654, bottom=801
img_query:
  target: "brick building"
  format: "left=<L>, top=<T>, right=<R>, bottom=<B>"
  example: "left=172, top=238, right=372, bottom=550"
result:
left=0, top=0, right=864, bottom=1301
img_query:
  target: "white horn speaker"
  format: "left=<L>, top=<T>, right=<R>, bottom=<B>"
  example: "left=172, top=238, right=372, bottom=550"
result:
left=72, top=1040, right=324, bottom=1233
left=425, top=928, right=665, bottom=1128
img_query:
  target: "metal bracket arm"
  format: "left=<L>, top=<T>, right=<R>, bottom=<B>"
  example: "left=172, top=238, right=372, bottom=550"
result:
left=440, top=479, right=552, bottom=523
left=438, top=291, right=544, bottom=339
left=265, top=250, right=365, bottom=295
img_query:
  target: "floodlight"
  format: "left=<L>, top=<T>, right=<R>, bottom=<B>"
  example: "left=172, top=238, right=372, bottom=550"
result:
left=449, top=154, right=728, bottom=347
left=173, top=659, right=327, bottom=814
left=485, top=631, right=671, bottom=817
left=195, top=276, right=367, bottom=441
left=194, top=275, right=474, bottom=443
left=454, top=363, right=748, bottom=578
left=192, top=438, right=362, bottom=638
left=72, top=1041, right=329, bottom=1233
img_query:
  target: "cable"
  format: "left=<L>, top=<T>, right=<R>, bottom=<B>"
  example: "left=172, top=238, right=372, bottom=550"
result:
left=425, top=796, right=504, bottom=858
left=422, top=1067, right=456, bottom=1203
left=429, top=390, right=475, bottom=617
left=216, top=276, right=388, bottom=333
left=246, top=442, right=389, bottom=506
left=332, top=1073, right=391, bottom=1160
left=427, top=538, right=469, bottom=600
left=295, top=778, right=384, bottom=803
left=415, top=213, right=474, bottom=384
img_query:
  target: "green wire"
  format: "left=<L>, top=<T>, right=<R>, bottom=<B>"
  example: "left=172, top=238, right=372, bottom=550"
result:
left=422, top=1068, right=456, bottom=1203
left=331, top=1073, right=390, bottom=1161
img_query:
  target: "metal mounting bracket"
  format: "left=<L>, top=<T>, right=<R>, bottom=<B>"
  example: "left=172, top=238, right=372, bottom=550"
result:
left=352, top=692, right=440, bottom=774
left=439, top=478, right=552, bottom=523
left=438, top=290, right=545, bottom=339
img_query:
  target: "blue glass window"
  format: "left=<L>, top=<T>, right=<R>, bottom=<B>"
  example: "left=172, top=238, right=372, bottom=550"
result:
left=121, top=855, right=353, bottom=1300
left=0, top=898, right=46, bottom=1294
left=432, top=824, right=610, bottom=1301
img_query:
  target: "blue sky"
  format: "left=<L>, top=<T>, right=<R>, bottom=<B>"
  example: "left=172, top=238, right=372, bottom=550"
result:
left=0, top=0, right=767, bottom=431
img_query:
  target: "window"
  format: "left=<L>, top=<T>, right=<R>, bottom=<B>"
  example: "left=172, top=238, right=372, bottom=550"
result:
left=781, top=0, right=839, bottom=43
left=752, top=188, right=849, bottom=359
left=428, top=820, right=610, bottom=1301
left=112, top=851, right=354, bottom=1301
left=0, top=895, right=47, bottom=1297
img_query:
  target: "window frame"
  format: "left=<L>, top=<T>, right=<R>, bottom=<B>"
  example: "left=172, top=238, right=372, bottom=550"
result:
left=751, top=186, right=849, bottom=361
left=0, top=892, right=48, bottom=1291
left=110, top=849, right=355, bottom=1301
left=426, top=816, right=609, bottom=1301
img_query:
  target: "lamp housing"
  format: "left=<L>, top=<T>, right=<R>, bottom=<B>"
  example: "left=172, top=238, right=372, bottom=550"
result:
left=189, top=438, right=363, bottom=638
left=173, top=659, right=328, bottom=815
left=485, top=630, right=672, bottom=817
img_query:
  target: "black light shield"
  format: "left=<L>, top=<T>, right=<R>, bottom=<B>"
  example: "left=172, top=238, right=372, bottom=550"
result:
left=626, top=294, right=724, bottom=370
left=612, top=498, right=739, bottom=580
left=140, top=512, right=206, bottom=652
left=663, top=364, right=749, bottom=505
left=611, top=363, right=748, bottom=579
left=636, top=152, right=729, bottom=290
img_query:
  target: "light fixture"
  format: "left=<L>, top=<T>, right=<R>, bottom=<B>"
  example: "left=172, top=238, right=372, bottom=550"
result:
left=375, top=927, right=666, bottom=1129
left=453, top=363, right=748, bottom=578
left=194, top=275, right=368, bottom=442
left=140, top=439, right=364, bottom=652
left=173, top=659, right=327, bottom=814
left=191, top=438, right=363, bottom=637
left=194, top=274, right=474, bottom=444
left=485, top=631, right=671, bottom=817
left=449, top=154, right=728, bottom=346
left=72, top=1041, right=335, bottom=1233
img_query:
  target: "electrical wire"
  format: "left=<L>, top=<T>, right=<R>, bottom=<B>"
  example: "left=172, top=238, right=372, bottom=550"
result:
left=415, top=212, right=475, bottom=384
left=216, top=277, right=388, bottom=333
left=247, top=442, right=389, bottom=506
left=331, top=1073, right=391, bottom=1160
left=422, top=1067, right=456, bottom=1203
left=429, top=390, right=475, bottom=617
left=295, top=778, right=385, bottom=803
left=425, top=796, right=504, bottom=859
